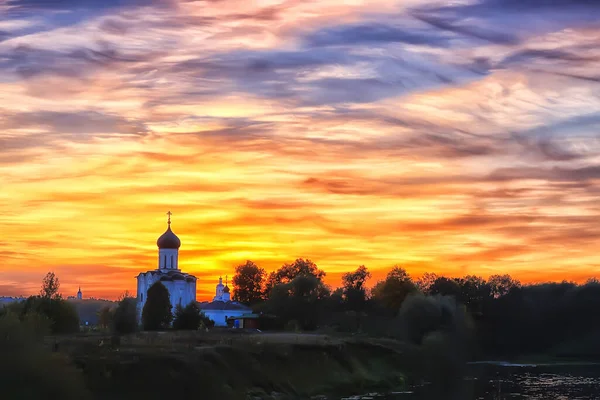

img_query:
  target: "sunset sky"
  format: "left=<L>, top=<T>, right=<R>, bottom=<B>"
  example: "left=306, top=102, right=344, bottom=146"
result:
left=1, top=0, right=600, bottom=300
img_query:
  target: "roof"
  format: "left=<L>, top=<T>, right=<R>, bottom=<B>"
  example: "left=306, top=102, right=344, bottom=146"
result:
left=227, top=313, right=260, bottom=320
left=137, top=269, right=197, bottom=282
left=157, top=224, right=181, bottom=249
left=197, top=300, right=251, bottom=311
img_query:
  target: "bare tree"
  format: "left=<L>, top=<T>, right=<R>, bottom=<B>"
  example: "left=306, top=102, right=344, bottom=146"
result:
left=40, top=272, right=61, bottom=299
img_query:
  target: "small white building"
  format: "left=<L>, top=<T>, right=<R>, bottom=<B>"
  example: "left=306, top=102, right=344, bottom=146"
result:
left=136, top=213, right=197, bottom=318
left=198, top=276, right=251, bottom=327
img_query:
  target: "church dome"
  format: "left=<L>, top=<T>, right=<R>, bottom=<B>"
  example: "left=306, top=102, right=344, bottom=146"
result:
left=223, top=286, right=230, bottom=293
left=157, top=225, right=181, bottom=249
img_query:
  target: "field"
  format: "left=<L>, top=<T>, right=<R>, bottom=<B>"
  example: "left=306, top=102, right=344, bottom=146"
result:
left=48, top=330, right=411, bottom=400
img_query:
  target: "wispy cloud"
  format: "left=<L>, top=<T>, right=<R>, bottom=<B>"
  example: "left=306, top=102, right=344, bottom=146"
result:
left=1, top=0, right=600, bottom=299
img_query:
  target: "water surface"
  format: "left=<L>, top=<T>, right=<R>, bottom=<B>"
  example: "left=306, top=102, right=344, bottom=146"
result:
left=341, top=363, right=600, bottom=400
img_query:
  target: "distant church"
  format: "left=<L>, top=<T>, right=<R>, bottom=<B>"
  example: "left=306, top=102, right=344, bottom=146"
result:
left=136, top=212, right=197, bottom=316
left=198, top=275, right=251, bottom=327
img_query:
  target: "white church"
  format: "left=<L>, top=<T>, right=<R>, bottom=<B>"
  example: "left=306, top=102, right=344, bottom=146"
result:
left=136, top=212, right=197, bottom=316
left=198, top=275, right=251, bottom=327
left=136, top=212, right=251, bottom=326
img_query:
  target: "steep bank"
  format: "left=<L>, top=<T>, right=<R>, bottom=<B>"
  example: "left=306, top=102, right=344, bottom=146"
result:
left=53, top=332, right=410, bottom=399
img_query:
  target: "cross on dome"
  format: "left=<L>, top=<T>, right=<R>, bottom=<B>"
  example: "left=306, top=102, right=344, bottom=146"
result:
left=157, top=211, right=181, bottom=249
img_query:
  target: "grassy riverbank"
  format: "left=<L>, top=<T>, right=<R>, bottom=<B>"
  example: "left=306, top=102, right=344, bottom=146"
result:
left=50, top=331, right=411, bottom=399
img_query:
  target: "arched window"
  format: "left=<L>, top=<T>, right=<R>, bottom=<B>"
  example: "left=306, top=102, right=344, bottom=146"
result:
left=171, top=255, right=174, bottom=268
left=141, top=293, right=144, bottom=302
left=163, top=255, right=167, bottom=268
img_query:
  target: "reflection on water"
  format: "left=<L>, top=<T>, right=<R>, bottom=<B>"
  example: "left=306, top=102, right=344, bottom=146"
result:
left=339, top=363, right=600, bottom=400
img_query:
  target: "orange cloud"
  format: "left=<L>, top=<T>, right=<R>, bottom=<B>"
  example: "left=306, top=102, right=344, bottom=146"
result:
left=2, top=0, right=600, bottom=300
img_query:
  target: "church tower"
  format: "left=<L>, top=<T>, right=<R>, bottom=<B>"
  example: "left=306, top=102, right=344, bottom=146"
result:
left=223, top=276, right=231, bottom=302
left=77, top=287, right=82, bottom=300
left=213, top=276, right=224, bottom=301
left=136, top=211, right=197, bottom=322
left=156, top=211, right=181, bottom=270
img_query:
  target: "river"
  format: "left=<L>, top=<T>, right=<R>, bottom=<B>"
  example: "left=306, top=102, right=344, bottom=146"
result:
left=339, top=363, right=600, bottom=400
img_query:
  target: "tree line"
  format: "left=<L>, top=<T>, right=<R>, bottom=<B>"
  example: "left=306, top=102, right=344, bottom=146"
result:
left=1, top=272, right=213, bottom=337
left=4, top=263, right=600, bottom=359
left=232, top=259, right=600, bottom=358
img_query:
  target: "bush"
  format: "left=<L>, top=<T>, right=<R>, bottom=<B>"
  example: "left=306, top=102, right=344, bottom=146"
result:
left=398, top=293, right=473, bottom=386
left=98, top=305, right=114, bottom=331
left=142, top=282, right=172, bottom=331
left=0, top=312, right=90, bottom=399
left=173, top=302, right=210, bottom=330
left=398, top=293, right=472, bottom=345
left=20, top=296, right=80, bottom=334
left=112, top=296, right=138, bottom=335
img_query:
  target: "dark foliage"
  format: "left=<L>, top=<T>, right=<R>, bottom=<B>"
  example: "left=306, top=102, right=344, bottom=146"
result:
left=341, top=265, right=371, bottom=312
left=232, top=260, right=266, bottom=305
left=371, top=266, right=419, bottom=314
left=172, top=302, right=211, bottom=330
left=142, top=282, right=172, bottom=331
left=477, top=280, right=600, bottom=357
left=260, top=274, right=331, bottom=331
left=97, top=305, right=114, bottom=330
left=2, top=271, right=80, bottom=334
left=265, top=258, right=326, bottom=294
left=112, top=295, right=138, bottom=335
left=20, top=296, right=80, bottom=334
left=0, top=312, right=90, bottom=400
left=40, top=271, right=60, bottom=299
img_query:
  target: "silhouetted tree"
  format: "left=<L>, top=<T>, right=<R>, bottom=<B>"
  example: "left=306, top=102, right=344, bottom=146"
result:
left=488, top=274, right=521, bottom=298
left=455, top=275, right=490, bottom=315
left=429, top=277, right=462, bottom=299
left=232, top=260, right=266, bottom=305
left=262, top=275, right=330, bottom=330
left=416, top=272, right=439, bottom=294
left=142, top=282, right=172, bottom=331
left=371, top=266, right=418, bottom=313
left=40, top=272, right=60, bottom=299
left=398, top=293, right=473, bottom=389
left=173, top=302, right=209, bottom=330
left=112, top=294, right=137, bottom=335
left=97, top=305, right=113, bottom=330
left=265, top=258, right=326, bottom=294
left=17, top=274, right=79, bottom=334
left=21, top=296, right=79, bottom=334
left=341, top=265, right=371, bottom=311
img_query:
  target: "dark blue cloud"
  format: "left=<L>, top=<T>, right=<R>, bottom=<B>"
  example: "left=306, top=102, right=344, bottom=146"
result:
left=413, top=0, right=600, bottom=39
left=305, top=22, right=452, bottom=47
left=161, top=46, right=479, bottom=106
left=500, top=49, right=599, bottom=66
left=0, top=44, right=153, bottom=79
left=413, top=13, right=520, bottom=45
left=5, top=0, right=170, bottom=11
left=458, top=0, right=600, bottom=13
left=0, top=110, right=147, bottom=136
left=3, top=0, right=175, bottom=29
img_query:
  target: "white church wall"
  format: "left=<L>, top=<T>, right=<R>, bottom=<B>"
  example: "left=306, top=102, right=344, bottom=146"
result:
left=163, top=280, right=196, bottom=310
left=137, top=273, right=197, bottom=321
left=201, top=309, right=248, bottom=327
